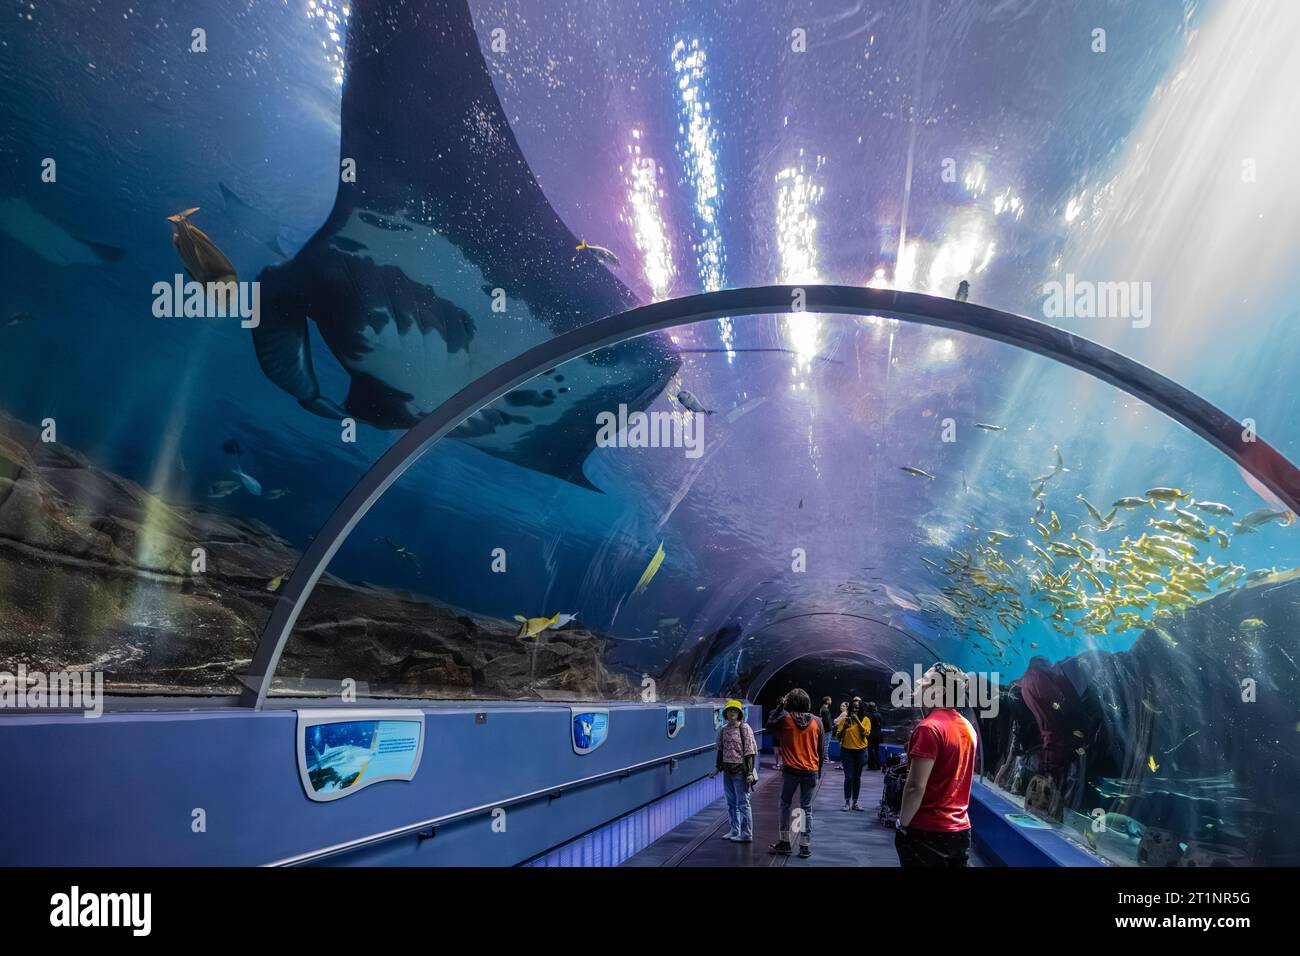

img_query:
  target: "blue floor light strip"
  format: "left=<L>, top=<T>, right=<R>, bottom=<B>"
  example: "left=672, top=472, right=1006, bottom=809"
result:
left=525, top=773, right=723, bottom=867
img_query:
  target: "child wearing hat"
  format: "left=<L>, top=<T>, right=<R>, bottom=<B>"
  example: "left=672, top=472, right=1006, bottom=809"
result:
left=711, top=699, right=758, bottom=842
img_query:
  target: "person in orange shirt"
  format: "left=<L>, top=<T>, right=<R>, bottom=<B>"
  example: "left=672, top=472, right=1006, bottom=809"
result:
left=765, top=688, right=824, bottom=858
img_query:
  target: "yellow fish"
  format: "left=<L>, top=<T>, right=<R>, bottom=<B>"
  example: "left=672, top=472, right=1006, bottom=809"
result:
left=633, top=540, right=666, bottom=595
left=513, top=613, right=559, bottom=639
left=1148, top=755, right=1160, bottom=772
left=266, top=575, right=284, bottom=592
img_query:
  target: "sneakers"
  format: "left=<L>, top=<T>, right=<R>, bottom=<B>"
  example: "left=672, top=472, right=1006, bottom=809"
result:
left=842, top=801, right=851, bottom=811
left=768, top=840, right=792, bottom=856
left=722, top=832, right=740, bottom=841
left=852, top=803, right=865, bottom=812
left=735, top=835, right=753, bottom=843
left=798, top=845, right=812, bottom=858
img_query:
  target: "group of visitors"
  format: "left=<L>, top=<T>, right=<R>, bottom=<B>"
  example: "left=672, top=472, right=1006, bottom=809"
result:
left=711, top=663, right=976, bottom=867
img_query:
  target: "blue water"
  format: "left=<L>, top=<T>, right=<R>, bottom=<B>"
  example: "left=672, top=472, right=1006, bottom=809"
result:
left=3, top=0, right=1300, bottom=864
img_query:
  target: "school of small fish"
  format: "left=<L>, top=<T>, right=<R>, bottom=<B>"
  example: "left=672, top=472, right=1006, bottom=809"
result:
left=917, top=444, right=1294, bottom=661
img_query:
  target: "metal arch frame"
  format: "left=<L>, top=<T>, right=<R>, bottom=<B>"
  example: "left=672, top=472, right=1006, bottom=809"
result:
left=240, top=285, right=1300, bottom=708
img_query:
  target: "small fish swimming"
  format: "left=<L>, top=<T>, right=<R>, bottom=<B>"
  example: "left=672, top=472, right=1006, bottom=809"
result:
left=1145, top=487, right=1189, bottom=503
left=675, top=389, right=714, bottom=415
left=574, top=239, right=621, bottom=268
left=264, top=488, right=290, bottom=501
left=633, top=541, right=666, bottom=595
left=231, top=465, right=262, bottom=497
left=1076, top=494, right=1105, bottom=524
left=955, top=279, right=970, bottom=302
left=380, top=536, right=422, bottom=575
left=167, top=207, right=237, bottom=284
left=266, top=574, right=285, bottom=592
left=4, top=311, right=33, bottom=328
left=207, top=479, right=240, bottom=498
left=900, top=466, right=936, bottom=480
left=1191, top=500, right=1234, bottom=517
left=549, top=612, right=580, bottom=629
left=222, top=439, right=243, bottom=457
left=0, top=197, right=127, bottom=266
left=1234, top=508, right=1292, bottom=532
left=974, top=422, right=1004, bottom=431
left=1112, top=496, right=1154, bottom=510
left=514, top=613, right=559, bottom=639
left=1052, top=445, right=1068, bottom=474
left=1148, top=755, right=1159, bottom=773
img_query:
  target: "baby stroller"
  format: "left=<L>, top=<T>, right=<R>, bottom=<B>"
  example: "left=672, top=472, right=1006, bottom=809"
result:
left=879, top=759, right=908, bottom=824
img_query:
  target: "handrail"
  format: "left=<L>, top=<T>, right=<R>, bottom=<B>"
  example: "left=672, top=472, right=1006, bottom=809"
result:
left=264, top=741, right=717, bottom=866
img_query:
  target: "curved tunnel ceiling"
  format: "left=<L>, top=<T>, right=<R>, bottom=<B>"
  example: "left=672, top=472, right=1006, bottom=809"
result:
left=247, top=288, right=1300, bottom=705
left=4, top=0, right=1299, bottom=709
left=238, top=0, right=1300, bottom=706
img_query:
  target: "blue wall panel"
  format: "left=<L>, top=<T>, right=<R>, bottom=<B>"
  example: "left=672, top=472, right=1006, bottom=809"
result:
left=0, top=702, right=759, bottom=867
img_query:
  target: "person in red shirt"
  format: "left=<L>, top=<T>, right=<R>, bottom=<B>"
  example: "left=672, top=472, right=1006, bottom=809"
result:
left=896, top=662, right=978, bottom=867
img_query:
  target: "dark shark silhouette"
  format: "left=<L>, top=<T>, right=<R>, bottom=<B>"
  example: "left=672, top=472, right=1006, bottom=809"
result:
left=252, top=0, right=678, bottom=490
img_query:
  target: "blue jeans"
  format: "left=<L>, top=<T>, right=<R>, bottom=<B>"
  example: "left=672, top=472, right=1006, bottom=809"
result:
left=779, top=769, right=816, bottom=846
left=723, top=771, right=752, bottom=839
left=842, top=747, right=866, bottom=803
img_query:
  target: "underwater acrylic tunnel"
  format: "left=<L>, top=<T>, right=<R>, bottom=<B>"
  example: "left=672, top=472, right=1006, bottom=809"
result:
left=3, top=0, right=1300, bottom=928
left=242, top=284, right=1300, bottom=708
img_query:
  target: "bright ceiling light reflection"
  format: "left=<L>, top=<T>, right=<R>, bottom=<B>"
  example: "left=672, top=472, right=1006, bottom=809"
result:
left=925, top=208, right=995, bottom=296
left=305, top=0, right=349, bottom=85
left=992, top=188, right=1024, bottom=220
left=1064, top=192, right=1086, bottom=224
left=673, top=39, right=731, bottom=355
left=927, top=337, right=958, bottom=363
left=620, top=130, right=674, bottom=301
left=775, top=158, right=824, bottom=366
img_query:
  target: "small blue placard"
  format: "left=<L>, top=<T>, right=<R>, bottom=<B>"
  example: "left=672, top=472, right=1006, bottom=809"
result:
left=297, top=710, right=425, bottom=802
left=666, top=706, right=686, bottom=739
left=572, top=708, right=610, bottom=754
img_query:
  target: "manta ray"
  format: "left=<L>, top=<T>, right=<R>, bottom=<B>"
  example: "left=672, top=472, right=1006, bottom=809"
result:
left=252, top=0, right=678, bottom=490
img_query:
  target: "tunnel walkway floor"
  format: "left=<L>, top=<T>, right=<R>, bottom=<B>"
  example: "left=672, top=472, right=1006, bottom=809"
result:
left=623, top=759, right=986, bottom=867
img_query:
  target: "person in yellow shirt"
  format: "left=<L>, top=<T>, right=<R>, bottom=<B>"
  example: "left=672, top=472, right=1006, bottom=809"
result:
left=834, top=697, right=872, bottom=811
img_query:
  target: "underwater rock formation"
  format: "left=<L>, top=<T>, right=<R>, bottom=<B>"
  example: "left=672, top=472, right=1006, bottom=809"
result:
left=0, top=410, right=635, bottom=700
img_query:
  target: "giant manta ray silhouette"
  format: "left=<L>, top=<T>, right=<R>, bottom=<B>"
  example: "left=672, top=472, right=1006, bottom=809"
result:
left=253, top=0, right=679, bottom=491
